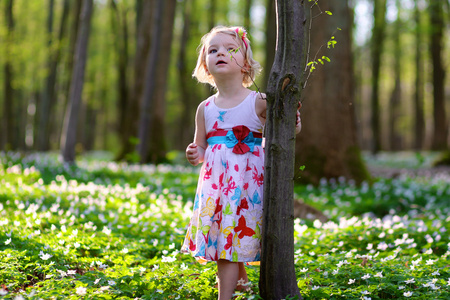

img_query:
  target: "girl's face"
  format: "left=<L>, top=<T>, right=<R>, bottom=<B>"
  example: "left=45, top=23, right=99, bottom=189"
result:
left=204, top=33, right=246, bottom=79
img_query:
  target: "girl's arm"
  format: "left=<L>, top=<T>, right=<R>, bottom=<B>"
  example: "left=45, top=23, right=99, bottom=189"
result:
left=255, top=93, right=267, bottom=125
left=186, top=101, right=207, bottom=166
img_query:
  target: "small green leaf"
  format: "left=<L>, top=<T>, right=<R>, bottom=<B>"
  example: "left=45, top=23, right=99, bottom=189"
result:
left=318, top=59, right=324, bottom=65
left=322, top=56, right=331, bottom=62
left=325, top=11, right=332, bottom=15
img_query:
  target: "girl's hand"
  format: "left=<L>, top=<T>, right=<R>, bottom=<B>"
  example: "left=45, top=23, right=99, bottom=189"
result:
left=295, top=102, right=302, bottom=134
left=186, top=143, right=204, bottom=166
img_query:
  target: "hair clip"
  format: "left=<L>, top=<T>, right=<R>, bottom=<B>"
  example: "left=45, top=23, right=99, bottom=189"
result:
left=235, top=28, right=248, bottom=49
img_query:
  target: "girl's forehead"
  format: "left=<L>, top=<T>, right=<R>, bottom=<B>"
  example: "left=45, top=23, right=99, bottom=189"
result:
left=207, top=32, right=238, bottom=46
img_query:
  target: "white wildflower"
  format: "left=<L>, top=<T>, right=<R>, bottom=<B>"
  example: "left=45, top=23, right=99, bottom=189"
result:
left=374, top=272, right=383, bottom=278
left=405, top=278, right=415, bottom=284
left=362, top=274, right=371, bottom=280
left=5, top=238, right=11, bottom=245
left=403, top=291, right=413, bottom=297
left=76, top=286, right=87, bottom=296
left=311, top=286, right=319, bottom=290
left=348, top=279, right=355, bottom=284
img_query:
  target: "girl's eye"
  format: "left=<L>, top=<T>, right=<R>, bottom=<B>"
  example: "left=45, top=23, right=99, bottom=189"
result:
left=228, top=48, right=235, bottom=52
left=209, top=49, right=217, bottom=54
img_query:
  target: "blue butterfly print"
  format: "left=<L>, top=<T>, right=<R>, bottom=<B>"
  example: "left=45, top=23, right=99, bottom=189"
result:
left=249, top=191, right=261, bottom=207
left=231, top=186, right=242, bottom=206
left=207, top=237, right=218, bottom=249
left=193, top=194, right=200, bottom=210
left=218, top=111, right=227, bottom=122
left=221, top=160, right=227, bottom=169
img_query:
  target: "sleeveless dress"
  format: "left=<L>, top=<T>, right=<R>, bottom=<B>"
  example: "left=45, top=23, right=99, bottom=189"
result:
left=181, top=91, right=265, bottom=263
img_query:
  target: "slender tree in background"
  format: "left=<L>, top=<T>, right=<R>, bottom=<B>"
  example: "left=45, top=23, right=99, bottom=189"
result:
left=117, top=0, right=153, bottom=161
left=388, top=0, right=403, bottom=151
left=428, top=0, right=448, bottom=150
left=370, top=0, right=387, bottom=153
left=145, top=0, right=176, bottom=163
left=137, top=0, right=176, bottom=163
left=109, top=0, right=129, bottom=150
left=295, top=0, right=369, bottom=184
left=260, top=0, right=304, bottom=298
left=2, top=0, right=15, bottom=150
left=413, top=0, right=425, bottom=150
left=60, top=0, right=93, bottom=163
left=244, top=0, right=253, bottom=31
left=263, top=0, right=276, bottom=91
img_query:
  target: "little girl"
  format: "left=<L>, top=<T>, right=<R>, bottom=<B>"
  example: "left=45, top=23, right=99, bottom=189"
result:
left=181, top=26, right=301, bottom=300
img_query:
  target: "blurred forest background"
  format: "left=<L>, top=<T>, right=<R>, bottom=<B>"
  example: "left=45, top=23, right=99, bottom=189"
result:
left=0, top=0, right=449, bottom=174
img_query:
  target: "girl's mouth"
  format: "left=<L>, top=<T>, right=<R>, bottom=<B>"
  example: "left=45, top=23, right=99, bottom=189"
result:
left=216, top=60, right=227, bottom=65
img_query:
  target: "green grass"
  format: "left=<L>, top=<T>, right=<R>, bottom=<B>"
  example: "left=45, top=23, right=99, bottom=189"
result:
left=0, top=151, right=449, bottom=299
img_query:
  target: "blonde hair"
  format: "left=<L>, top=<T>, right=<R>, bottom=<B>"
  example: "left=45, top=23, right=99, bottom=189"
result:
left=193, top=26, right=262, bottom=88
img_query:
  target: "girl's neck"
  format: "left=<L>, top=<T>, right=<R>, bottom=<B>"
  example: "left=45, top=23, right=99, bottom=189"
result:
left=215, top=78, right=248, bottom=100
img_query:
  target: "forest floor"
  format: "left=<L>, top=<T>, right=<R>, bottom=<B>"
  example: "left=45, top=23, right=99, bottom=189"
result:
left=368, top=164, right=450, bottom=178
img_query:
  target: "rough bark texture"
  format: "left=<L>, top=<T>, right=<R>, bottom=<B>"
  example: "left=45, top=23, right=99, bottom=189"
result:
left=60, top=0, right=93, bottom=163
left=370, top=0, right=387, bottom=153
left=429, top=0, right=448, bottom=150
left=294, top=0, right=369, bottom=185
left=259, top=0, right=304, bottom=299
left=263, top=0, right=276, bottom=91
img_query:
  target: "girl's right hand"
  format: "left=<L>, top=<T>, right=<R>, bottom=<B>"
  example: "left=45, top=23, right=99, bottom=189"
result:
left=186, top=143, right=201, bottom=166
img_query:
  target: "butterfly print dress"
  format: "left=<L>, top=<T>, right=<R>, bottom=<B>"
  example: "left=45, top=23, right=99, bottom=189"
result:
left=181, top=91, right=264, bottom=263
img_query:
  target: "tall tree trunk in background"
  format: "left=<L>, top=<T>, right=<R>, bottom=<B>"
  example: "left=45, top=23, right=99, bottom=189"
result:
left=110, top=0, right=129, bottom=150
left=388, top=0, right=402, bottom=151
left=260, top=0, right=304, bottom=298
left=263, top=0, right=276, bottom=91
left=2, top=0, right=15, bottom=150
left=177, top=0, right=197, bottom=150
left=60, top=0, right=93, bottom=163
left=428, top=0, right=448, bottom=150
left=208, top=0, right=216, bottom=29
left=370, top=0, right=387, bottom=153
left=117, top=0, right=152, bottom=161
left=295, top=0, right=369, bottom=184
left=244, top=0, right=253, bottom=31
left=413, top=0, right=425, bottom=150
left=145, top=0, right=177, bottom=163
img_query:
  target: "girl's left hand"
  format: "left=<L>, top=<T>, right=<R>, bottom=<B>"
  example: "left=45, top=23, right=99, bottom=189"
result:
left=295, top=102, right=302, bottom=134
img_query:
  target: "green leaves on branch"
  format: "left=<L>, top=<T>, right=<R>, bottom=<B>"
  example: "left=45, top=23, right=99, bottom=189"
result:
left=307, top=56, right=331, bottom=72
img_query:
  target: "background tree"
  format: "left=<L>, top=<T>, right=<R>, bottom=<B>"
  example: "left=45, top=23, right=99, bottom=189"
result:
left=388, top=0, right=403, bottom=151
left=428, top=0, right=448, bottom=150
left=60, top=0, right=93, bottom=163
left=370, top=0, right=387, bottom=153
left=295, top=0, right=369, bottom=185
left=260, top=0, right=304, bottom=298
left=413, top=0, right=425, bottom=150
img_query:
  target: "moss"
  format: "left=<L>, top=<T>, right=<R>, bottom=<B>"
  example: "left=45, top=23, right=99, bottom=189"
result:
left=344, top=146, right=372, bottom=184
left=433, top=151, right=450, bottom=166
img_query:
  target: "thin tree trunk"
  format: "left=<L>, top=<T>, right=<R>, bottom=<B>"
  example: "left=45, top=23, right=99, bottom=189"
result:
left=263, top=0, right=276, bottom=91
left=60, top=0, right=93, bottom=163
left=370, top=0, right=387, bottom=153
left=413, top=0, right=425, bottom=150
left=244, top=0, right=253, bottom=31
left=3, top=0, right=15, bottom=150
left=429, top=0, right=448, bottom=150
left=110, top=0, right=129, bottom=149
left=116, top=0, right=153, bottom=161
left=388, top=0, right=402, bottom=151
left=259, top=0, right=305, bottom=298
left=136, top=0, right=165, bottom=163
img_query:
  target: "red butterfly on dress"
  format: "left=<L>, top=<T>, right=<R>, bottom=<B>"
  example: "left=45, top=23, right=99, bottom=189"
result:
left=234, top=216, right=255, bottom=239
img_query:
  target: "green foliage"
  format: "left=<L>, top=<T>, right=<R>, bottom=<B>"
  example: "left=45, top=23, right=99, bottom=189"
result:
left=0, top=152, right=449, bottom=299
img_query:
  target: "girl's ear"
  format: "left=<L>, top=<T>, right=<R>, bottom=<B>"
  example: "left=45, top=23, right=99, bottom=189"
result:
left=241, top=62, right=250, bottom=73
left=204, top=64, right=210, bottom=75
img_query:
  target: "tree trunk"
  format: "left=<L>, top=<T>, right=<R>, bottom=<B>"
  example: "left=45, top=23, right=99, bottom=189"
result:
left=116, top=0, right=153, bottom=161
left=263, top=0, right=276, bottom=91
left=388, top=0, right=402, bottom=151
left=413, top=0, right=425, bottom=150
left=110, top=0, right=129, bottom=151
left=259, top=0, right=305, bottom=299
left=370, top=0, right=387, bottom=153
left=2, top=0, right=15, bottom=150
left=136, top=0, right=165, bottom=163
left=294, top=0, right=369, bottom=185
left=60, top=0, right=93, bottom=163
left=244, top=0, right=253, bottom=31
left=428, top=0, right=448, bottom=150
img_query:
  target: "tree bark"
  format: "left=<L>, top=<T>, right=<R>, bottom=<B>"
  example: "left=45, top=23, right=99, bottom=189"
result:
left=116, top=0, right=153, bottom=161
left=294, top=0, right=369, bottom=185
left=428, top=0, right=448, bottom=150
left=370, top=0, right=387, bottom=153
left=263, top=0, right=276, bottom=91
left=60, top=0, right=93, bottom=163
left=413, top=0, right=425, bottom=150
left=2, top=0, right=15, bottom=150
left=388, top=0, right=402, bottom=151
left=259, top=0, right=305, bottom=299
left=244, top=0, right=253, bottom=31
